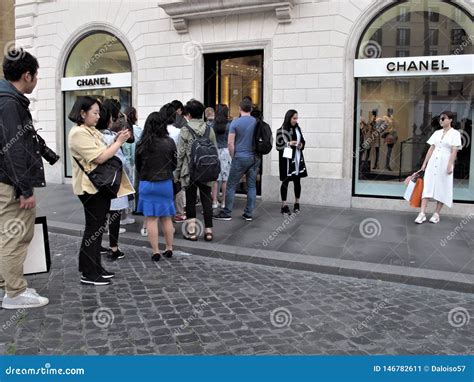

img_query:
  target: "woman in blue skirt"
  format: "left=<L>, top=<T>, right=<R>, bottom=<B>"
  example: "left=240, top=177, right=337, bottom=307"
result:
left=135, top=108, right=177, bottom=261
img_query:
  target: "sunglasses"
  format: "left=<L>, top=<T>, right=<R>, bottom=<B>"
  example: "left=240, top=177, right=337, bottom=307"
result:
left=439, top=117, right=446, bottom=121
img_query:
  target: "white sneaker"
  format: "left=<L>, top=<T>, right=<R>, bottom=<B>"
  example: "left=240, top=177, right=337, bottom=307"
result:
left=2, top=288, right=49, bottom=309
left=119, top=228, right=126, bottom=234
left=120, top=218, right=136, bottom=225
left=140, top=227, right=148, bottom=237
left=429, top=213, right=440, bottom=224
left=212, top=202, right=218, bottom=209
left=414, top=212, right=426, bottom=224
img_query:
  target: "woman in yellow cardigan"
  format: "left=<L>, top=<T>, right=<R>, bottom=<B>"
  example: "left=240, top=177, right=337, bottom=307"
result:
left=68, top=96, right=134, bottom=286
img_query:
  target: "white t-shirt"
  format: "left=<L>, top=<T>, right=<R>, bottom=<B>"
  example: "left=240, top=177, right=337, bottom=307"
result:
left=168, top=124, right=180, bottom=145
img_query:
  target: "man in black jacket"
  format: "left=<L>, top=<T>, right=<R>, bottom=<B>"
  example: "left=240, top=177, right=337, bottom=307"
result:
left=0, top=48, right=49, bottom=309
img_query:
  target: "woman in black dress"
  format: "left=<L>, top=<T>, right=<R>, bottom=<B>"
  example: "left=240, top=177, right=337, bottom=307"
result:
left=276, top=109, right=308, bottom=214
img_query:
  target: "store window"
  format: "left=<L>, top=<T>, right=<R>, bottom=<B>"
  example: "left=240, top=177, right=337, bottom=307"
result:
left=354, top=1, right=473, bottom=202
left=62, top=32, right=132, bottom=177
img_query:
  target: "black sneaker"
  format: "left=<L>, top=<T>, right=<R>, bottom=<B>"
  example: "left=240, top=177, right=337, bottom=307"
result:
left=163, top=250, right=173, bottom=259
left=107, top=248, right=125, bottom=261
left=294, top=203, right=300, bottom=213
left=281, top=205, right=291, bottom=215
left=100, top=246, right=108, bottom=255
left=242, top=213, right=253, bottom=221
left=101, top=269, right=115, bottom=279
left=80, top=275, right=111, bottom=286
left=213, top=211, right=232, bottom=221
left=151, top=253, right=161, bottom=262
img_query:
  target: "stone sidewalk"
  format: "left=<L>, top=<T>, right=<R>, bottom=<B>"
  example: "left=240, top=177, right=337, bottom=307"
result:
left=35, top=184, right=474, bottom=292
left=0, top=234, right=472, bottom=355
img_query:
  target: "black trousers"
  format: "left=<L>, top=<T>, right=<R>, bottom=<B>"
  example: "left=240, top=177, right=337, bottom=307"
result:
left=108, top=210, right=122, bottom=248
left=78, top=192, right=111, bottom=278
left=185, top=182, right=213, bottom=228
left=280, top=177, right=302, bottom=201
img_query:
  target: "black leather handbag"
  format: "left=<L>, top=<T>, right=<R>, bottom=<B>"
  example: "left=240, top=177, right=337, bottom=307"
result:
left=73, top=156, right=123, bottom=198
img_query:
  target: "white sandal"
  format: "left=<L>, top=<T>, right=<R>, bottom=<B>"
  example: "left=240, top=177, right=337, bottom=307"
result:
left=429, top=213, right=440, bottom=224
left=415, top=212, right=426, bottom=224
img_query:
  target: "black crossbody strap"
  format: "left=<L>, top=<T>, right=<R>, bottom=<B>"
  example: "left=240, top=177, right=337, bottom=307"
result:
left=73, top=156, right=87, bottom=173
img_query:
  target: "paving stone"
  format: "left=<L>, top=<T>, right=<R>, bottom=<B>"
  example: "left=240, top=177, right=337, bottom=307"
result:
left=0, top=232, right=472, bottom=356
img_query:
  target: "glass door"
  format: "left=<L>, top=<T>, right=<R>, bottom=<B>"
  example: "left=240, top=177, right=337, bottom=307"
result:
left=204, top=50, right=264, bottom=195
left=63, top=88, right=131, bottom=177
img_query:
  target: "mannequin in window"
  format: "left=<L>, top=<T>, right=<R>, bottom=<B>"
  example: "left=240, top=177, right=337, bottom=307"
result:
left=369, top=111, right=380, bottom=170
left=381, top=114, right=397, bottom=171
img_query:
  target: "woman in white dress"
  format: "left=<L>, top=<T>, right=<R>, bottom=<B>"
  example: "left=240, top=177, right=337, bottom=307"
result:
left=414, top=111, right=462, bottom=224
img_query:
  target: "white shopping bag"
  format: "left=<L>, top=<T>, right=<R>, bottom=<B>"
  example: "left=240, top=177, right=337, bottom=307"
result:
left=283, top=146, right=292, bottom=159
left=403, top=180, right=417, bottom=202
left=24, top=217, right=51, bottom=275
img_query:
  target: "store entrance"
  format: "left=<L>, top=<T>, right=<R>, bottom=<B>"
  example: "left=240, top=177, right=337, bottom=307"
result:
left=63, top=88, right=131, bottom=177
left=204, top=50, right=264, bottom=195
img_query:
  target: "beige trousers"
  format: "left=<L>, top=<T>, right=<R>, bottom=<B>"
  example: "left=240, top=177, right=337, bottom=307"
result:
left=175, top=189, right=186, bottom=217
left=0, top=183, right=36, bottom=297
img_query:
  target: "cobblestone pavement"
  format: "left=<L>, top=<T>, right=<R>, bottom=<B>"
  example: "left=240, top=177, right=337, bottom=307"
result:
left=0, top=233, right=472, bottom=355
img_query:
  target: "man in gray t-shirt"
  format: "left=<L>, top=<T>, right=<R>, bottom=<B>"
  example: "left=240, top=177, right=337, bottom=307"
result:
left=214, top=98, right=260, bottom=221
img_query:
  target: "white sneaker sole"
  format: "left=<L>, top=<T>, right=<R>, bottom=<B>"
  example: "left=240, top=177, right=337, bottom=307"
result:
left=80, top=279, right=110, bottom=286
left=2, top=300, right=49, bottom=309
left=415, top=217, right=426, bottom=224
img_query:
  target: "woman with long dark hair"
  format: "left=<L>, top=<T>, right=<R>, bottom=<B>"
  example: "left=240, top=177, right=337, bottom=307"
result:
left=414, top=111, right=462, bottom=224
left=276, top=109, right=308, bottom=214
left=211, top=104, right=232, bottom=209
left=68, top=96, right=133, bottom=285
left=135, top=109, right=177, bottom=261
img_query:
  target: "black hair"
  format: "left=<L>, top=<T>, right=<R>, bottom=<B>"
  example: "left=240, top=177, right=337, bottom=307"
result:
left=137, top=111, right=169, bottom=150
left=68, top=96, right=99, bottom=125
left=440, top=111, right=455, bottom=127
left=3, top=48, right=39, bottom=82
left=124, top=106, right=137, bottom=125
left=170, top=100, right=184, bottom=112
left=103, top=98, right=121, bottom=121
left=159, top=103, right=176, bottom=126
left=240, top=98, right=252, bottom=113
left=282, top=109, right=298, bottom=131
left=96, top=103, right=112, bottom=131
left=214, top=104, right=229, bottom=134
left=242, top=96, right=252, bottom=104
left=184, top=99, right=205, bottom=119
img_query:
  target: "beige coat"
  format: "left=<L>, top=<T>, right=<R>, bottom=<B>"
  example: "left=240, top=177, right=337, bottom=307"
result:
left=68, top=124, right=134, bottom=197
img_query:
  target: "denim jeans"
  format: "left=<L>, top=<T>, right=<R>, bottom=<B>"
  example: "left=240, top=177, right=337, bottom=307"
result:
left=222, top=155, right=260, bottom=217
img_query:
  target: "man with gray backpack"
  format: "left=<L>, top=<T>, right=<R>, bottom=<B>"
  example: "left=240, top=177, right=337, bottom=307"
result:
left=175, top=99, right=219, bottom=241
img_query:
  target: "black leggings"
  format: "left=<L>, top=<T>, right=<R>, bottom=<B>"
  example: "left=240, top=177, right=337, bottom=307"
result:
left=108, top=210, right=122, bottom=248
left=280, top=177, right=301, bottom=202
left=185, top=182, right=213, bottom=228
left=78, top=192, right=111, bottom=278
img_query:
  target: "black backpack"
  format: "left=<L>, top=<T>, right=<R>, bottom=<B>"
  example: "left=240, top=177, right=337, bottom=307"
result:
left=187, top=125, right=221, bottom=183
left=254, top=118, right=273, bottom=155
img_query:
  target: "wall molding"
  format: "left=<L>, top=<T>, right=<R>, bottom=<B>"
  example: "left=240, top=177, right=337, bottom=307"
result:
left=159, top=0, right=294, bottom=34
